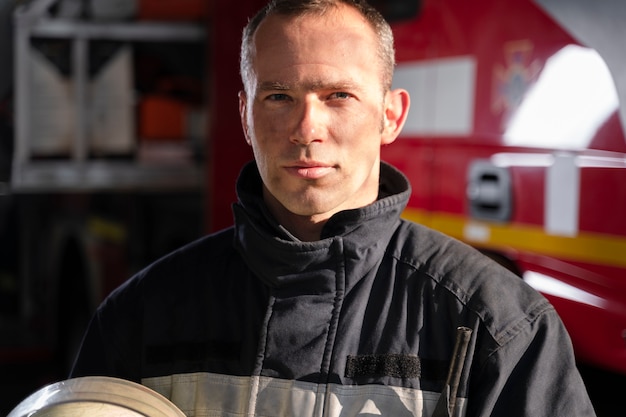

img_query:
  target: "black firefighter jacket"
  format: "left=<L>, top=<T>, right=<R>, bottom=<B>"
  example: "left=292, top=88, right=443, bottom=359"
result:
left=71, top=161, right=596, bottom=417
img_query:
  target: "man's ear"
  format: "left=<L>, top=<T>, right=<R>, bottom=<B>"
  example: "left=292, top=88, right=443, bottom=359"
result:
left=238, top=90, right=252, bottom=145
left=381, top=88, right=410, bottom=145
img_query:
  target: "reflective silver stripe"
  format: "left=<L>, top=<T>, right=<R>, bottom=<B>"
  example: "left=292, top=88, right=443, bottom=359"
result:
left=545, top=153, right=580, bottom=237
left=393, top=57, right=476, bottom=137
left=143, top=372, right=467, bottom=417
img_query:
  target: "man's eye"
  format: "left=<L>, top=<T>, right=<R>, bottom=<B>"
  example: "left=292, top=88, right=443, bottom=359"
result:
left=330, top=92, right=351, bottom=100
left=267, top=93, right=290, bottom=101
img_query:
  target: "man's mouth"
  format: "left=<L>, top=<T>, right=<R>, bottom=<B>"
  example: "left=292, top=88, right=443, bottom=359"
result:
left=286, top=161, right=335, bottom=179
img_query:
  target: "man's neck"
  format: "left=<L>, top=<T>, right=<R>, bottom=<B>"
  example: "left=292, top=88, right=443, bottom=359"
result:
left=263, top=191, right=328, bottom=242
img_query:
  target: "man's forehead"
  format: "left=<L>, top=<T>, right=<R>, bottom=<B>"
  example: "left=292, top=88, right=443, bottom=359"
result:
left=242, top=4, right=384, bottom=94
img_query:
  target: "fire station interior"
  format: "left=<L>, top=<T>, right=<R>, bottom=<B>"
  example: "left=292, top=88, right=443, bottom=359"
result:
left=1, top=0, right=625, bottom=416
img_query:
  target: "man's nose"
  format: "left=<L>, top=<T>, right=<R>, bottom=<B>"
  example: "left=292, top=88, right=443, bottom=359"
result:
left=289, top=98, right=326, bottom=145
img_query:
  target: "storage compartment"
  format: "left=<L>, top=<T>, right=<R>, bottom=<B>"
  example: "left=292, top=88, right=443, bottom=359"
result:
left=28, top=40, right=135, bottom=157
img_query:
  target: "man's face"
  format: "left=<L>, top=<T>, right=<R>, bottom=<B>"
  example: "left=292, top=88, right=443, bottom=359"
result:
left=239, top=5, right=400, bottom=224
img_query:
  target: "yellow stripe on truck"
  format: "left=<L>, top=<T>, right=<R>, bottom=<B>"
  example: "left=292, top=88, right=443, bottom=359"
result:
left=403, top=208, right=626, bottom=269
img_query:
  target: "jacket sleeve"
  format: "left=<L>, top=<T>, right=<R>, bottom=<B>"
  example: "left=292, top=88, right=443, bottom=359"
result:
left=467, top=307, right=596, bottom=417
left=69, top=280, right=143, bottom=382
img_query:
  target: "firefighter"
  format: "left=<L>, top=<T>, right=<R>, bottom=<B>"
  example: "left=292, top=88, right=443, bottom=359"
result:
left=71, top=1, right=595, bottom=416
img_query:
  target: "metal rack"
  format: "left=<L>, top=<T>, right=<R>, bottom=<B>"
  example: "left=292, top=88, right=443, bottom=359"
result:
left=12, top=0, right=207, bottom=191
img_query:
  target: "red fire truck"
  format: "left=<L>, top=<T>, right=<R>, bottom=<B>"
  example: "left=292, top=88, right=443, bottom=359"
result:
left=207, top=0, right=626, bottom=377
left=378, top=0, right=626, bottom=375
left=209, top=0, right=626, bottom=377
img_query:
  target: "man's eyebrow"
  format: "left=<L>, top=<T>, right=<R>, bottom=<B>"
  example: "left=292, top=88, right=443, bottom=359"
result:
left=258, top=81, right=290, bottom=91
left=258, top=80, right=362, bottom=93
left=312, top=81, right=361, bottom=92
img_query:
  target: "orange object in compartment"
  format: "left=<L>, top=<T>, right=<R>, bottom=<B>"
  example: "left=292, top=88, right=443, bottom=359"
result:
left=139, top=95, right=186, bottom=141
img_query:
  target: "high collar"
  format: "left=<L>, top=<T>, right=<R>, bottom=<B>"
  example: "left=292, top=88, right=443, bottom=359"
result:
left=232, top=161, right=411, bottom=290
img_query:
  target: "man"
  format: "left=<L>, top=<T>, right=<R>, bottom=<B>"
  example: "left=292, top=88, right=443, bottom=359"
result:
left=71, top=1, right=596, bottom=416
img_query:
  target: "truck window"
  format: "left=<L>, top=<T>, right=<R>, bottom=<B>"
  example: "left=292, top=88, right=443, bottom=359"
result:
left=370, top=0, right=421, bottom=22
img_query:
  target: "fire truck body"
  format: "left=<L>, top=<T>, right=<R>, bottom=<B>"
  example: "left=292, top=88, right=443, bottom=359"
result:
left=382, top=0, right=626, bottom=374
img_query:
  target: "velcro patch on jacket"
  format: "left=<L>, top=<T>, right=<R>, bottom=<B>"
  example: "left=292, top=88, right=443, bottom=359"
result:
left=345, top=354, right=448, bottom=380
